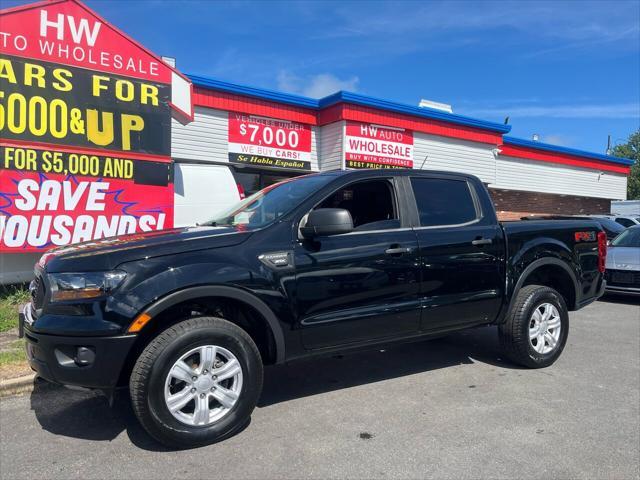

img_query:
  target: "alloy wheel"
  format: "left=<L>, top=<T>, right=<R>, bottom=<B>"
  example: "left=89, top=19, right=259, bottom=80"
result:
left=528, top=303, right=562, bottom=355
left=164, top=345, right=243, bottom=426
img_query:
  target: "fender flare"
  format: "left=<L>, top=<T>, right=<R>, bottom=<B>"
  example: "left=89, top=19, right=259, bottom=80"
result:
left=506, top=257, right=579, bottom=316
left=142, top=285, right=286, bottom=364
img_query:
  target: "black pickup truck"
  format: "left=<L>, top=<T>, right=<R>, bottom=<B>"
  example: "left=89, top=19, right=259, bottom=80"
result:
left=20, top=169, right=607, bottom=447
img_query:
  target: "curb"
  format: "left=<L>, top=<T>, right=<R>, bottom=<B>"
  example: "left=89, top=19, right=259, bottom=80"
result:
left=0, top=374, right=36, bottom=398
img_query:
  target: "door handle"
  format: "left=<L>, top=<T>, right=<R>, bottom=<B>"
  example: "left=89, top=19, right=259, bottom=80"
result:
left=471, top=238, right=493, bottom=246
left=385, top=246, right=412, bottom=255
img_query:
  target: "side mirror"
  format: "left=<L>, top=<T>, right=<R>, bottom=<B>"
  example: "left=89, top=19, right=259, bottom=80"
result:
left=300, top=208, right=353, bottom=239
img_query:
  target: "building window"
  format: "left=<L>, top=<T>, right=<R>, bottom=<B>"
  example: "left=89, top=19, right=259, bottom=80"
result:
left=232, top=168, right=301, bottom=197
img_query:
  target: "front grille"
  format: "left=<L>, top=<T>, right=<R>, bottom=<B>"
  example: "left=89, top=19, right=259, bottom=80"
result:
left=605, top=269, right=640, bottom=287
left=31, top=275, right=46, bottom=309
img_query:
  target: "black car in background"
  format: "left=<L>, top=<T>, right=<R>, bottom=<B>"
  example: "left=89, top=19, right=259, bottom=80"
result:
left=596, top=215, right=640, bottom=228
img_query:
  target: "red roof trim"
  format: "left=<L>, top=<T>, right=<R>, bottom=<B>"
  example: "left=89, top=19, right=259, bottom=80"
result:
left=330, top=104, right=503, bottom=145
left=193, top=86, right=630, bottom=175
left=317, top=104, right=343, bottom=125
left=501, top=144, right=630, bottom=174
left=194, top=90, right=501, bottom=144
left=193, top=88, right=318, bottom=125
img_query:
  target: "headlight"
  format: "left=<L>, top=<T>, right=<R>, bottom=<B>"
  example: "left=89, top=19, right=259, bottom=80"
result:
left=48, top=271, right=127, bottom=302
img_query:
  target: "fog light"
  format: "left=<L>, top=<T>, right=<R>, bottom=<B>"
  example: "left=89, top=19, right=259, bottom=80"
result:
left=74, top=347, right=95, bottom=366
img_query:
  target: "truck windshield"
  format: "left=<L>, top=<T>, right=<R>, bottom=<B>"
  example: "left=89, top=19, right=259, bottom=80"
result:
left=202, top=174, right=332, bottom=228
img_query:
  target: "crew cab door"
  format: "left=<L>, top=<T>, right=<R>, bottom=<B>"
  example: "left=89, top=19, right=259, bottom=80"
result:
left=294, top=177, right=421, bottom=349
left=408, top=175, right=505, bottom=331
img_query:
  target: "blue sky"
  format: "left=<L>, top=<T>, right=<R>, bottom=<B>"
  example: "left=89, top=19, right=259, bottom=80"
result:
left=5, top=0, right=640, bottom=154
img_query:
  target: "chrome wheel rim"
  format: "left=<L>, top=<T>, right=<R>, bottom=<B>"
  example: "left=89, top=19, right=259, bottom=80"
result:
left=529, top=303, right=561, bottom=355
left=164, top=345, right=243, bottom=426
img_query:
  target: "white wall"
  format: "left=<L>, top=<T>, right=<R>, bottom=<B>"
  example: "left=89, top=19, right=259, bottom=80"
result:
left=611, top=200, right=640, bottom=215
left=318, top=121, right=345, bottom=171
left=491, top=155, right=628, bottom=200
left=411, top=135, right=627, bottom=200
left=412, top=133, right=497, bottom=183
left=172, top=107, right=229, bottom=163
left=172, top=106, right=320, bottom=171
left=309, top=127, right=320, bottom=171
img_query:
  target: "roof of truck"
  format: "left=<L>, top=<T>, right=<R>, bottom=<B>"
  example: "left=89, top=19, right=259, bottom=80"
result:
left=312, top=168, right=480, bottom=181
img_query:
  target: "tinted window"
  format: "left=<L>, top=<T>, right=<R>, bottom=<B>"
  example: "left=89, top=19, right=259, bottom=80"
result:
left=318, top=180, right=399, bottom=231
left=615, top=217, right=635, bottom=228
left=411, top=178, right=477, bottom=227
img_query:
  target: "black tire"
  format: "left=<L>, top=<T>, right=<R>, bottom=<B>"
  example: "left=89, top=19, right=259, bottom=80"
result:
left=130, top=316, right=263, bottom=448
left=498, top=285, right=569, bottom=368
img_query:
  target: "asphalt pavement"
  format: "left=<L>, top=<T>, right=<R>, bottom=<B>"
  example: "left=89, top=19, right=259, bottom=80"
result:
left=1, top=296, right=639, bottom=479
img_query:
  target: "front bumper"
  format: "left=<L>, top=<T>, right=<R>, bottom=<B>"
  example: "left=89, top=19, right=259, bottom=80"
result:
left=604, top=269, right=640, bottom=296
left=19, top=305, right=137, bottom=389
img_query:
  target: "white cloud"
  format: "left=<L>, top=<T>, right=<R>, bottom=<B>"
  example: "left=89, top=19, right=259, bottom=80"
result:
left=307, top=1, right=640, bottom=61
left=323, top=1, right=639, bottom=45
left=275, top=71, right=301, bottom=94
left=459, top=103, right=640, bottom=119
left=303, top=74, right=360, bottom=98
left=542, top=134, right=574, bottom=147
left=277, top=71, right=359, bottom=98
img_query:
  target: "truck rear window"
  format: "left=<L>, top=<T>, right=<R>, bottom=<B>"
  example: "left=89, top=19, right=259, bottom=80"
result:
left=411, top=178, right=478, bottom=227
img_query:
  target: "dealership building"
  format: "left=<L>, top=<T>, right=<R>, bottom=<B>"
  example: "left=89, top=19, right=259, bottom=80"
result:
left=3, top=69, right=636, bottom=283
left=172, top=75, right=634, bottom=227
left=0, top=0, right=635, bottom=283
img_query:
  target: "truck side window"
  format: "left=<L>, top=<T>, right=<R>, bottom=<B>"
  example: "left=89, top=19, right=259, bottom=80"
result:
left=317, top=179, right=399, bottom=231
left=411, top=178, right=478, bottom=227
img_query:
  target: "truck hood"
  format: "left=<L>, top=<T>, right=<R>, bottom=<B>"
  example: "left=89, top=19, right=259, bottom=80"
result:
left=40, top=226, right=254, bottom=273
left=606, top=247, right=640, bottom=271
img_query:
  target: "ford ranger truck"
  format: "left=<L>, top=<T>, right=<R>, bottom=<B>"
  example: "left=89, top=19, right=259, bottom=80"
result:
left=19, top=169, right=607, bottom=447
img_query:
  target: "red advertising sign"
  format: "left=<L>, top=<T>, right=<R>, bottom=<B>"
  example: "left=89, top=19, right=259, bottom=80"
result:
left=344, top=121, right=414, bottom=169
left=0, top=0, right=191, bottom=252
left=0, top=0, right=173, bottom=83
left=1, top=147, right=172, bottom=251
left=228, top=113, right=312, bottom=171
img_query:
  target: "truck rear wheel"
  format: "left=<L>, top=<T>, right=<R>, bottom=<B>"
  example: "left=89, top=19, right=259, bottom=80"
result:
left=129, top=316, right=263, bottom=448
left=498, top=285, right=569, bottom=368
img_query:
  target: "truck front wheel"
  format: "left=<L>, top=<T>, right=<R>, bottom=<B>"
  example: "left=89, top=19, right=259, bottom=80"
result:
left=499, top=285, right=569, bottom=368
left=129, top=316, right=263, bottom=448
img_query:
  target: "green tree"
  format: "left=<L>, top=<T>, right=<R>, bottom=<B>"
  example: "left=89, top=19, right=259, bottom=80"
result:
left=611, top=130, right=640, bottom=200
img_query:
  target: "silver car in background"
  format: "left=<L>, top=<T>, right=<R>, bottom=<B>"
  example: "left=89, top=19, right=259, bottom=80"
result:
left=605, top=225, right=640, bottom=296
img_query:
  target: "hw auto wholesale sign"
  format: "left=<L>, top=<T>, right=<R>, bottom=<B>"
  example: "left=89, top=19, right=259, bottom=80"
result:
left=345, top=121, right=414, bottom=169
left=0, top=0, right=192, bottom=252
left=228, top=113, right=312, bottom=171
